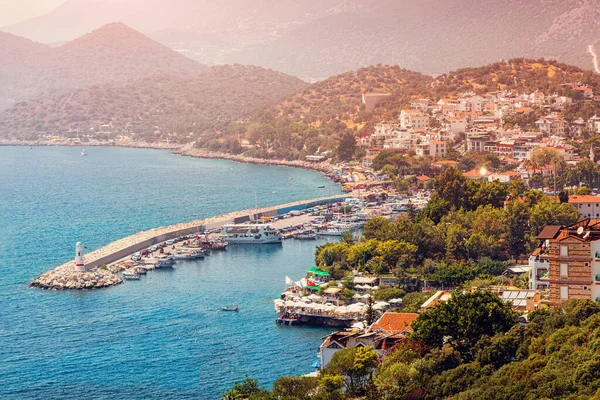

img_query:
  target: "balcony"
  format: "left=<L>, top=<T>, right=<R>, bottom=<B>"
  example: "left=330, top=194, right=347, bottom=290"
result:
left=595, top=274, right=600, bottom=282
left=595, top=252, right=600, bottom=260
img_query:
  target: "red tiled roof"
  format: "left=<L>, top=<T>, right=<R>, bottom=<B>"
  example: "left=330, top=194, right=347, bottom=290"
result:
left=464, top=169, right=492, bottom=178
left=569, top=195, right=600, bottom=204
left=370, top=312, right=419, bottom=334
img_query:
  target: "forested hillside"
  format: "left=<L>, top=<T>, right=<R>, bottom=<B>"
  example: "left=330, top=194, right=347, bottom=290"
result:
left=0, top=65, right=307, bottom=142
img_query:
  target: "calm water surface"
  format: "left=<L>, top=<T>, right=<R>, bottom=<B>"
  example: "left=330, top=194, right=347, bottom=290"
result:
left=0, top=146, right=341, bottom=399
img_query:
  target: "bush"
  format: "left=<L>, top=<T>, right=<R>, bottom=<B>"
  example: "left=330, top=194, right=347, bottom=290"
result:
left=374, top=287, right=406, bottom=301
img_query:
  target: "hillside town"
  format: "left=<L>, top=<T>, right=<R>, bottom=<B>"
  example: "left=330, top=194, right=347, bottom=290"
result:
left=359, top=84, right=600, bottom=180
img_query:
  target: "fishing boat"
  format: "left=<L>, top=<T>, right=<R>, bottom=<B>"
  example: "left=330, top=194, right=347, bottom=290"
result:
left=318, top=227, right=348, bottom=236
left=81, top=149, right=88, bottom=156
left=222, top=304, right=239, bottom=311
left=172, top=250, right=204, bottom=260
left=122, top=271, right=140, bottom=280
left=295, top=231, right=317, bottom=240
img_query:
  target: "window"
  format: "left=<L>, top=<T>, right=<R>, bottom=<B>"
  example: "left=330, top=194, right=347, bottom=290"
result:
left=560, top=263, right=568, bottom=278
left=560, top=286, right=569, bottom=299
left=560, top=246, right=568, bottom=257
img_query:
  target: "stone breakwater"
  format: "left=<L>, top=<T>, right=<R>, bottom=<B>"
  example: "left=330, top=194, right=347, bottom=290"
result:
left=30, top=195, right=347, bottom=290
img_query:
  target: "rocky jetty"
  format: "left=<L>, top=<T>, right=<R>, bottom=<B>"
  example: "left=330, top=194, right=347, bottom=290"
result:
left=30, top=263, right=122, bottom=290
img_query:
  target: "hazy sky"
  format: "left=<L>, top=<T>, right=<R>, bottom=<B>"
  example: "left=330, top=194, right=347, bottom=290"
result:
left=0, top=0, right=64, bottom=27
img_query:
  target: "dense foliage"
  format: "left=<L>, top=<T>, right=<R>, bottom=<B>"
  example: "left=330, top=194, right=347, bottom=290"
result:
left=224, top=297, right=600, bottom=400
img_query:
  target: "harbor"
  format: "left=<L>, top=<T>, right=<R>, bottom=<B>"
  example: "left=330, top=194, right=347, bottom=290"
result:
left=29, top=195, right=351, bottom=290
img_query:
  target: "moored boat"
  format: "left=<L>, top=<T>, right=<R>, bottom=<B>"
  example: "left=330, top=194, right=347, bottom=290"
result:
left=295, top=232, right=317, bottom=240
left=222, top=224, right=282, bottom=244
left=122, top=270, right=140, bottom=280
left=222, top=304, right=239, bottom=311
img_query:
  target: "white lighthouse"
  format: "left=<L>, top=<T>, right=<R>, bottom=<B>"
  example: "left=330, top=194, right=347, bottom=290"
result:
left=75, top=242, right=86, bottom=272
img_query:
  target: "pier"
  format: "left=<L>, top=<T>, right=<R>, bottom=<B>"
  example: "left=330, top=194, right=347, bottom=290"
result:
left=30, top=195, right=350, bottom=290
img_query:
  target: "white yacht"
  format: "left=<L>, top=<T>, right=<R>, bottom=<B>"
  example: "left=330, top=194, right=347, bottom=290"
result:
left=81, top=149, right=88, bottom=156
left=222, top=224, right=282, bottom=244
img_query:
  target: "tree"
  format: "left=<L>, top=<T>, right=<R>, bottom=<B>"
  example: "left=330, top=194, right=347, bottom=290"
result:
left=365, top=294, right=377, bottom=326
left=374, top=288, right=406, bottom=301
left=337, top=133, right=357, bottom=161
left=222, top=377, right=272, bottom=400
left=323, top=346, right=379, bottom=395
left=575, top=186, right=592, bottom=195
left=317, top=374, right=344, bottom=400
left=529, top=197, right=579, bottom=234
left=411, top=290, right=518, bottom=350
left=433, top=167, right=466, bottom=209
left=271, top=376, right=318, bottom=400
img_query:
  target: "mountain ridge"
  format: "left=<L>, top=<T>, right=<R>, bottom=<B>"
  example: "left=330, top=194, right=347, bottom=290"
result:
left=0, top=22, right=204, bottom=110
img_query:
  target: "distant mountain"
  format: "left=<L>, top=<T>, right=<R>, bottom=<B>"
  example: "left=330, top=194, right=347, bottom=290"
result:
left=0, top=23, right=204, bottom=109
left=0, top=65, right=307, bottom=141
left=0, top=32, right=51, bottom=109
left=226, top=0, right=600, bottom=79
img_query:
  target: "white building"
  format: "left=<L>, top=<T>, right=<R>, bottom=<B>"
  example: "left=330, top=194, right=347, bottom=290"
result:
left=400, top=109, right=430, bottom=130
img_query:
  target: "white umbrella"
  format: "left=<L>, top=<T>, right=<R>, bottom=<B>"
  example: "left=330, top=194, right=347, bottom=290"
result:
left=352, top=293, right=363, bottom=299
left=325, top=304, right=337, bottom=310
left=351, top=321, right=366, bottom=330
left=371, top=286, right=379, bottom=290
left=310, top=303, right=325, bottom=311
left=336, top=306, right=349, bottom=313
left=307, top=294, right=322, bottom=301
left=389, top=298, right=403, bottom=304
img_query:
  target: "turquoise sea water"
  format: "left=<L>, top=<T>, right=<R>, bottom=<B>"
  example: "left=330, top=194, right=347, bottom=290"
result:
left=0, top=146, right=341, bottom=399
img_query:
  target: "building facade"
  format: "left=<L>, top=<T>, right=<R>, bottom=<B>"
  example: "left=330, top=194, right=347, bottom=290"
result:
left=530, top=220, right=600, bottom=306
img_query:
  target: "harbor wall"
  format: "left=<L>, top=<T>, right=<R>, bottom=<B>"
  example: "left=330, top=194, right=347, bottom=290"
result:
left=276, top=196, right=348, bottom=215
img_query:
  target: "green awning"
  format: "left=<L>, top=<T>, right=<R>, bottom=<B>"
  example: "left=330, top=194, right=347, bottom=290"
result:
left=307, top=267, right=330, bottom=277
left=306, top=285, right=321, bottom=290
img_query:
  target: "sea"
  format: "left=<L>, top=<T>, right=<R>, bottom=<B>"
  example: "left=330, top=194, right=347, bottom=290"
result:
left=0, top=146, right=342, bottom=399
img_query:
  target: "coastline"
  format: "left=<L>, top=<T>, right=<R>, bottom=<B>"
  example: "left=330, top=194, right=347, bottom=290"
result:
left=0, top=139, right=340, bottom=181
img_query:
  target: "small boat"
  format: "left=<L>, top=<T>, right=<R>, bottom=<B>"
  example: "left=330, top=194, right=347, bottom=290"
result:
left=222, top=304, right=239, bottom=311
left=157, top=255, right=176, bottom=266
left=132, top=266, right=147, bottom=275
left=28, top=145, right=32, bottom=150
left=317, top=185, right=325, bottom=188
left=295, top=232, right=317, bottom=240
left=210, top=241, right=228, bottom=250
left=122, top=271, right=140, bottom=280
left=81, top=149, right=88, bottom=156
